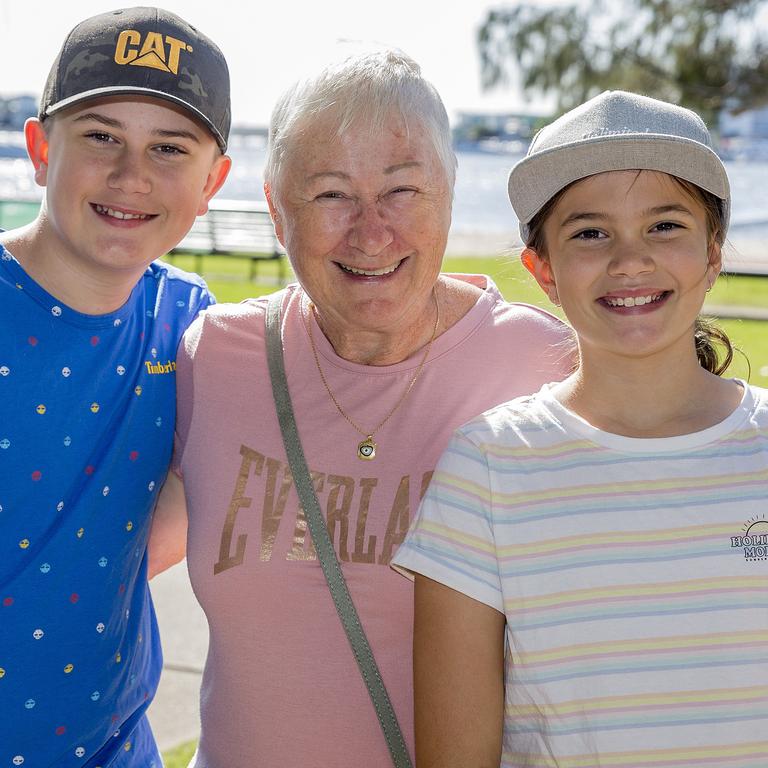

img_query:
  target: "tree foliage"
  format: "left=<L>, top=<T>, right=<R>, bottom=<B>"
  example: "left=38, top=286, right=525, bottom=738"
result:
left=478, top=0, right=768, bottom=123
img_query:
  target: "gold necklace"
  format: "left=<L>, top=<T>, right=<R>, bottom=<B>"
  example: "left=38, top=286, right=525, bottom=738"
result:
left=305, top=291, right=440, bottom=461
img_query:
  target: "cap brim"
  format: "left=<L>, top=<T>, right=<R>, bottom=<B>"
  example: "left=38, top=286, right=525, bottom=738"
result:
left=508, top=134, right=730, bottom=240
left=43, top=86, right=227, bottom=152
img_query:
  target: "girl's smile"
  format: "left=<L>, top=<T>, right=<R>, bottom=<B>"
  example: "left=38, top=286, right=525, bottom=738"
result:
left=599, top=289, right=668, bottom=310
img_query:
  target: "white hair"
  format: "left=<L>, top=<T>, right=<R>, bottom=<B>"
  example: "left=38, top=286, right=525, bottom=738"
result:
left=264, top=45, right=456, bottom=199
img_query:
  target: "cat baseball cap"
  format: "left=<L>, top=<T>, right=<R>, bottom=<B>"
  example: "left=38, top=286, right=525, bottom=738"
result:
left=40, top=6, right=231, bottom=151
left=508, top=90, right=730, bottom=241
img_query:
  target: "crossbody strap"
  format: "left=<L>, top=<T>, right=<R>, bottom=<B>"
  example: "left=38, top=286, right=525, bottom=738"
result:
left=265, top=293, right=413, bottom=768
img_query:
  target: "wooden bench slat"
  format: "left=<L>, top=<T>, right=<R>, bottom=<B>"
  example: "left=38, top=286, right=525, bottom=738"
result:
left=171, top=199, right=287, bottom=282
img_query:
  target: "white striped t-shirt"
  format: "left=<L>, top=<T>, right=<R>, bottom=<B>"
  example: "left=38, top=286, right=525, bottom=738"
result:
left=393, top=381, right=768, bottom=768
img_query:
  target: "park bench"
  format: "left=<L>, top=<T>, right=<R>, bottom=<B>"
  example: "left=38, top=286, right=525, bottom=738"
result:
left=171, top=199, right=287, bottom=282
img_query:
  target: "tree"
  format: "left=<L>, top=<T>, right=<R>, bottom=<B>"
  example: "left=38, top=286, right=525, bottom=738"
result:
left=478, top=0, right=768, bottom=124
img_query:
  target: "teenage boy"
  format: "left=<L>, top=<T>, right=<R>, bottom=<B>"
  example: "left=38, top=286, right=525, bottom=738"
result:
left=0, top=8, right=231, bottom=766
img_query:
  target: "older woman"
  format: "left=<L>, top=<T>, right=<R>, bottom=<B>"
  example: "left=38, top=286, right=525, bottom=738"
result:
left=167, top=48, right=571, bottom=766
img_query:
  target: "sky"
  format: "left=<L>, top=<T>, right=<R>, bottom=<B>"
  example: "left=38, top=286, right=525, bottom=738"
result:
left=0, top=0, right=556, bottom=127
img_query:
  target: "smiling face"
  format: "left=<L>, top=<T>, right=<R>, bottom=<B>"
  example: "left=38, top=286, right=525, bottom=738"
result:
left=24, top=95, right=230, bottom=297
left=266, top=110, right=451, bottom=341
left=523, top=170, right=721, bottom=368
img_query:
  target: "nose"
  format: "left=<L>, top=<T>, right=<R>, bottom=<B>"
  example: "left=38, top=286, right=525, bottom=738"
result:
left=607, top=240, right=655, bottom=278
left=347, top=200, right=393, bottom=256
left=107, top=148, right=152, bottom=195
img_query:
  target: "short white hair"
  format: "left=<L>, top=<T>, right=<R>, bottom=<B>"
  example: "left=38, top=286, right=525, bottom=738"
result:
left=265, top=45, right=456, bottom=199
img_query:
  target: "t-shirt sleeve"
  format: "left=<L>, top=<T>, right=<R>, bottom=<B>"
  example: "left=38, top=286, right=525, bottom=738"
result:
left=200, top=283, right=216, bottom=308
left=391, top=429, right=504, bottom=613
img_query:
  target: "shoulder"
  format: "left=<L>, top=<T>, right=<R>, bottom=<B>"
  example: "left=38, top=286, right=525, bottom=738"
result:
left=143, top=259, right=208, bottom=291
left=147, top=259, right=209, bottom=289
left=745, top=383, right=768, bottom=420
left=478, top=274, right=574, bottom=356
left=457, top=388, right=558, bottom=446
left=145, top=259, right=214, bottom=311
left=180, top=286, right=295, bottom=360
left=444, top=272, right=570, bottom=338
left=493, top=297, right=570, bottom=339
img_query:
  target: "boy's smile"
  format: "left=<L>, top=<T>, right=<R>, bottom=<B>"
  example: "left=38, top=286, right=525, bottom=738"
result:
left=92, top=204, right=156, bottom=223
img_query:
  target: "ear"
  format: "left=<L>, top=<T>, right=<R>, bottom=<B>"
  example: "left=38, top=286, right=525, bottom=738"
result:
left=25, top=118, right=50, bottom=187
left=264, top=182, right=285, bottom=246
left=196, top=153, right=232, bottom=216
left=521, top=246, right=559, bottom=306
left=706, top=240, right=722, bottom=287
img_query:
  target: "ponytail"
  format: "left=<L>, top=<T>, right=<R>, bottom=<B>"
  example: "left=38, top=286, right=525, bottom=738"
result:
left=694, top=316, right=734, bottom=376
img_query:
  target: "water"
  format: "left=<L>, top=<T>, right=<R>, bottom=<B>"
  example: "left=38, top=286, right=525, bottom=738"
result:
left=2, top=131, right=767, bottom=244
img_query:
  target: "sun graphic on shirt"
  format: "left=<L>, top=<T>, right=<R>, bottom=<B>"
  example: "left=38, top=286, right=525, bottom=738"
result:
left=743, top=515, right=768, bottom=534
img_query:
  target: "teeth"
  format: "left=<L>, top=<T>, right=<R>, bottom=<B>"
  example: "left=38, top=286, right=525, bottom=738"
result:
left=339, top=260, right=402, bottom=277
left=95, top=204, right=149, bottom=220
left=605, top=293, right=663, bottom=307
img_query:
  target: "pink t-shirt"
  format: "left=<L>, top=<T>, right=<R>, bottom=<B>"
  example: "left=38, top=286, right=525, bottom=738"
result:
left=174, top=276, right=571, bottom=767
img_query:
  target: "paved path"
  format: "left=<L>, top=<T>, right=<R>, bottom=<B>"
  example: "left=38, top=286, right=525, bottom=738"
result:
left=147, top=562, right=207, bottom=752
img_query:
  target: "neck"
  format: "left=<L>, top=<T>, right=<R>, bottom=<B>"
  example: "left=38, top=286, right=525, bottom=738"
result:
left=3, top=219, right=145, bottom=315
left=553, top=346, right=742, bottom=438
left=309, top=287, right=441, bottom=366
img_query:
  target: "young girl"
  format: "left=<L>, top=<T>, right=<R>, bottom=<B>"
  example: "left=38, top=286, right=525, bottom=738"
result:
left=393, top=91, right=768, bottom=768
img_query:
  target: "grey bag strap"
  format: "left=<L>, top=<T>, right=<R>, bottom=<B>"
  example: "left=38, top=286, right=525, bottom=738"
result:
left=265, top=293, right=413, bottom=768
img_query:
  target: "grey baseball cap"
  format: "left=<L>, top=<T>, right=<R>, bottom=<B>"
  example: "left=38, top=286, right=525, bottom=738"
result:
left=508, top=90, right=730, bottom=242
left=40, top=6, right=231, bottom=152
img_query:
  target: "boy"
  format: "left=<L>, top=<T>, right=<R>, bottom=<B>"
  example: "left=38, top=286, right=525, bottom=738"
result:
left=0, top=7, right=231, bottom=766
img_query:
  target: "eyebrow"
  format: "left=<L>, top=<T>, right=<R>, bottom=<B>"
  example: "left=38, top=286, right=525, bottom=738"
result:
left=559, top=203, right=695, bottom=228
left=305, top=161, right=422, bottom=184
left=72, top=112, right=201, bottom=143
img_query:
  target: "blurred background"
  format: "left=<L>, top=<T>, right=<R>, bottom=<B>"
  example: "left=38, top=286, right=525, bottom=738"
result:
left=1, top=0, right=768, bottom=256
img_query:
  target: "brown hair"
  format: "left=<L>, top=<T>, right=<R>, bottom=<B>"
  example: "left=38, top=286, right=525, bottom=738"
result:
left=524, top=172, right=735, bottom=376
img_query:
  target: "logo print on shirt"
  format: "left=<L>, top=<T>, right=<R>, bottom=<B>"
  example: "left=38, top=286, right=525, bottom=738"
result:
left=144, top=359, right=176, bottom=374
left=731, top=515, right=768, bottom=561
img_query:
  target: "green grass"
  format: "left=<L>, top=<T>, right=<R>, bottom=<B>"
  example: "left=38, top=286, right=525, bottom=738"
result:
left=719, top=319, right=768, bottom=384
left=709, top=271, right=768, bottom=308
left=162, top=739, right=197, bottom=767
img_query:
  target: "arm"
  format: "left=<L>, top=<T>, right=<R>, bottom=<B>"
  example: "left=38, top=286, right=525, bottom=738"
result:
left=414, top=573, right=506, bottom=768
left=147, top=469, right=188, bottom=579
